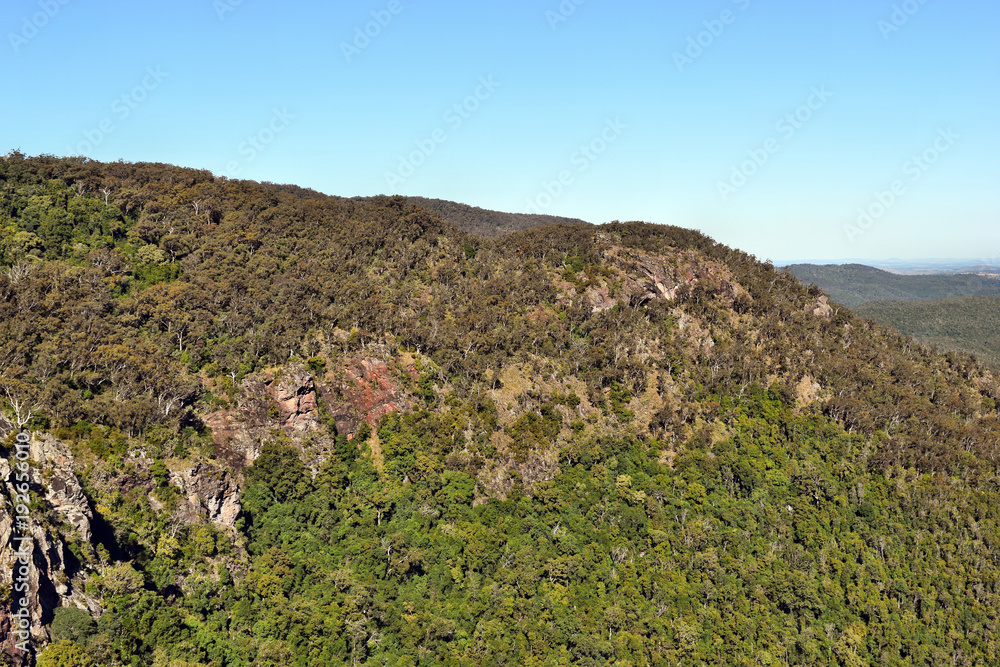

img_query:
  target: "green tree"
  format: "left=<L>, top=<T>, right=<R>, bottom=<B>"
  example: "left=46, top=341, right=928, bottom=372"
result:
left=50, top=606, right=98, bottom=646
left=36, top=640, right=95, bottom=667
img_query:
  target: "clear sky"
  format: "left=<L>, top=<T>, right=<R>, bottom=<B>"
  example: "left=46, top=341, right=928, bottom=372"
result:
left=2, top=0, right=998, bottom=262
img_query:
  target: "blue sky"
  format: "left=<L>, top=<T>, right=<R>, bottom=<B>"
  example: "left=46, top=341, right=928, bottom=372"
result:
left=2, top=0, right=998, bottom=261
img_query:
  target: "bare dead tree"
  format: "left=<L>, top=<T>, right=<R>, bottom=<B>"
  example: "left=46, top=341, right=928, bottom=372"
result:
left=2, top=381, right=40, bottom=429
left=5, top=261, right=35, bottom=285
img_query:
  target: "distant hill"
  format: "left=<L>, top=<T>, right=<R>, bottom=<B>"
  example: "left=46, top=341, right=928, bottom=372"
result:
left=950, top=265, right=1000, bottom=276
left=778, top=258, right=1000, bottom=274
left=856, top=295, right=1000, bottom=367
left=785, top=263, right=1000, bottom=308
left=403, top=196, right=590, bottom=238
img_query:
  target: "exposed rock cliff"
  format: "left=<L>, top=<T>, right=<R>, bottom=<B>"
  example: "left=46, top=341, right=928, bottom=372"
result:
left=554, top=243, right=751, bottom=315
left=805, top=295, right=834, bottom=318
left=319, top=354, right=415, bottom=436
left=204, top=365, right=322, bottom=470
left=267, top=366, right=321, bottom=432
left=1, top=419, right=97, bottom=665
left=169, top=461, right=242, bottom=527
left=205, top=357, right=413, bottom=470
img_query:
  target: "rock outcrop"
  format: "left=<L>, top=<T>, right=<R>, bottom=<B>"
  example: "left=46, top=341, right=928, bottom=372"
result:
left=267, top=367, right=320, bottom=432
left=613, top=247, right=750, bottom=308
left=29, top=435, right=93, bottom=543
left=204, top=366, right=322, bottom=470
left=206, top=358, right=414, bottom=470
left=0, top=419, right=97, bottom=665
left=320, top=356, right=414, bottom=436
left=170, top=461, right=241, bottom=527
left=805, top=295, right=834, bottom=318
left=555, top=244, right=751, bottom=314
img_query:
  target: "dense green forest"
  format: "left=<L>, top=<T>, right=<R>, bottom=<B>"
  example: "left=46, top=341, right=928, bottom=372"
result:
left=856, top=295, right=1000, bottom=368
left=2, top=153, right=1000, bottom=666
left=785, top=263, right=1000, bottom=308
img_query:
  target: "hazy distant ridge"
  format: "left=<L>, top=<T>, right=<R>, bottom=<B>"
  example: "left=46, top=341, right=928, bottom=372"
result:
left=785, top=263, right=1000, bottom=308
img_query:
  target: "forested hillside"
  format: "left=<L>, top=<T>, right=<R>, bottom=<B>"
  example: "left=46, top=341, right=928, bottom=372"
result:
left=856, top=295, right=1000, bottom=368
left=786, top=263, right=1000, bottom=308
left=788, top=264, right=1000, bottom=367
left=3, top=153, right=1000, bottom=666
left=402, top=196, right=588, bottom=238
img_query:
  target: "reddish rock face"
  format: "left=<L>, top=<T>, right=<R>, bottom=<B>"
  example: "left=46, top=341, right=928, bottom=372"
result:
left=319, top=356, right=414, bottom=436
left=203, top=376, right=273, bottom=470
left=0, top=606, right=33, bottom=667
left=204, top=366, right=323, bottom=469
left=204, top=357, right=414, bottom=468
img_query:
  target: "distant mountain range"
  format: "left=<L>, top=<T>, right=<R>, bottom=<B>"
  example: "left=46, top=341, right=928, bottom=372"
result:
left=779, top=258, right=1000, bottom=275
left=784, top=263, right=1000, bottom=309
left=786, top=262, right=1000, bottom=367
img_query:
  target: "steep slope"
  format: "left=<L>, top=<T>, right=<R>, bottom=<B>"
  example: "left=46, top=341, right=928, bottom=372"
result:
left=785, top=262, right=1000, bottom=307
left=3, top=154, right=1000, bottom=665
